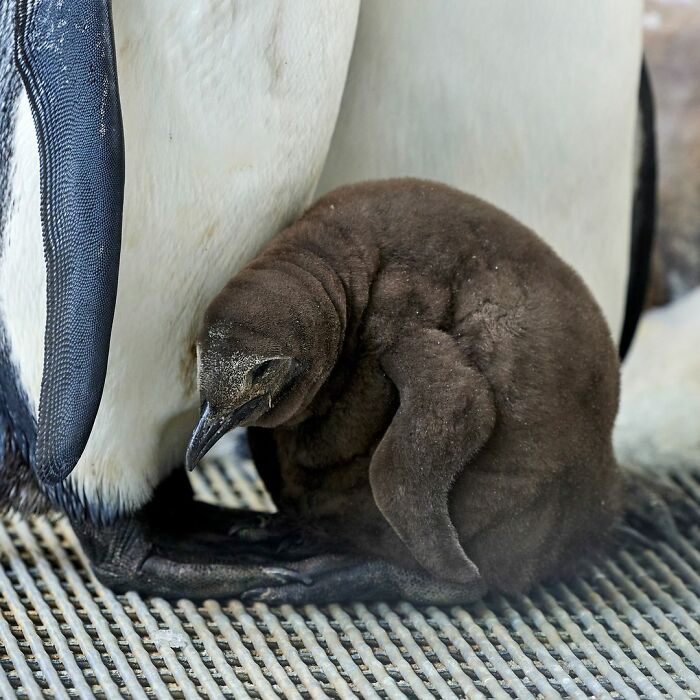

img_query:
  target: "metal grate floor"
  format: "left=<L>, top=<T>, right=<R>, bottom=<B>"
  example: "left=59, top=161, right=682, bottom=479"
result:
left=2, top=441, right=700, bottom=698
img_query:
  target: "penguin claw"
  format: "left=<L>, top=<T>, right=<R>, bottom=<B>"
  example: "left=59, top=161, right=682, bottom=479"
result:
left=240, top=587, right=269, bottom=603
left=613, top=524, right=654, bottom=549
left=263, top=566, right=313, bottom=586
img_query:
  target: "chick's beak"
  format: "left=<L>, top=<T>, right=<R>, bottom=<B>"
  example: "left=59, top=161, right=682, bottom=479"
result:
left=186, top=397, right=264, bottom=471
left=186, top=403, right=221, bottom=472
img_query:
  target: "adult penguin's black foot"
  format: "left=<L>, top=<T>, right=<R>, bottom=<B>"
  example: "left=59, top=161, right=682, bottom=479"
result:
left=619, top=469, right=698, bottom=545
left=69, top=470, right=312, bottom=600
left=240, top=553, right=487, bottom=606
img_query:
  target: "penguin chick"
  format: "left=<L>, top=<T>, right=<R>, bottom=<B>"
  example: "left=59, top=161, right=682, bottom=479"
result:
left=188, top=178, right=624, bottom=604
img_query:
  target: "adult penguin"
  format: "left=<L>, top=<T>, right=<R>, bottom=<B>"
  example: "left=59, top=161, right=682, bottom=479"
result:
left=0, top=0, right=361, bottom=598
left=319, top=0, right=653, bottom=354
left=0, top=0, right=652, bottom=599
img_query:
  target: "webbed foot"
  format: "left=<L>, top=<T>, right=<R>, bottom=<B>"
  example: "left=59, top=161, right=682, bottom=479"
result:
left=80, top=524, right=311, bottom=600
left=240, top=553, right=487, bottom=606
left=69, top=470, right=311, bottom=600
left=620, top=469, right=697, bottom=543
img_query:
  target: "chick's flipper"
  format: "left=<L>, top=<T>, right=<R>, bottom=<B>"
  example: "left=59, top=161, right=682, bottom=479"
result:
left=371, top=329, right=496, bottom=583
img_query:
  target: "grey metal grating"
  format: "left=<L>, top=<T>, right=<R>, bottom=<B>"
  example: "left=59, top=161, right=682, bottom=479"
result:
left=1, top=445, right=700, bottom=698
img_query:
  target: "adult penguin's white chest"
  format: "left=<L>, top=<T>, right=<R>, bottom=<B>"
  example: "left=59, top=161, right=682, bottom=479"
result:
left=0, top=1, right=359, bottom=516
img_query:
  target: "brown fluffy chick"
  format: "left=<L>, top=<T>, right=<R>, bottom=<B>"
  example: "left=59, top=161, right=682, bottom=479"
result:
left=187, top=178, right=625, bottom=605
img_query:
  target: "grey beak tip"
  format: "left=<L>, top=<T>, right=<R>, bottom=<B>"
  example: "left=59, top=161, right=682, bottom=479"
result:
left=185, top=448, right=199, bottom=472
left=186, top=402, right=212, bottom=472
left=185, top=430, right=203, bottom=472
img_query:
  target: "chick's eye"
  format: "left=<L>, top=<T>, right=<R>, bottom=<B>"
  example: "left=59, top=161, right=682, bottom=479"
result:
left=251, top=360, right=275, bottom=384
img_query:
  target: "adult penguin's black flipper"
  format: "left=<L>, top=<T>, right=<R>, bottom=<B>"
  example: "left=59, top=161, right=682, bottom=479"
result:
left=620, top=59, right=657, bottom=359
left=15, top=0, right=124, bottom=485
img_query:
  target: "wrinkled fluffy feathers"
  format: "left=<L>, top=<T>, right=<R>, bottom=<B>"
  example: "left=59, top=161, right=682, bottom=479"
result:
left=205, top=179, right=622, bottom=594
